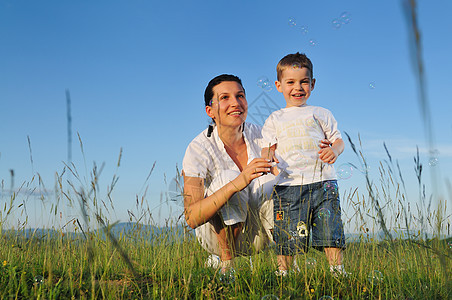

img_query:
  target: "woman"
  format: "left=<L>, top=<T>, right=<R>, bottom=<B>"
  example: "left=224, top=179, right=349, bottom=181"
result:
left=182, top=74, right=275, bottom=273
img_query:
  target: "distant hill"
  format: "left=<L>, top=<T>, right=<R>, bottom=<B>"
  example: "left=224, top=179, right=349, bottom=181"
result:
left=3, top=225, right=449, bottom=244
left=345, top=229, right=451, bottom=242
left=101, top=222, right=193, bottom=241
left=1, top=222, right=194, bottom=241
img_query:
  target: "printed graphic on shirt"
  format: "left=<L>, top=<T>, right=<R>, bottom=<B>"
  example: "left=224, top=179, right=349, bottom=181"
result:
left=274, top=116, right=322, bottom=160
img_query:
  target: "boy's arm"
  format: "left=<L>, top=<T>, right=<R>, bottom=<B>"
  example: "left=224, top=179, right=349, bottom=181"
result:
left=261, top=144, right=277, bottom=160
left=318, top=138, right=344, bottom=164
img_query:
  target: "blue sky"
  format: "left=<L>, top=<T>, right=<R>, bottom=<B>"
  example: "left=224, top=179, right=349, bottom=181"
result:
left=1, top=0, right=451, bottom=231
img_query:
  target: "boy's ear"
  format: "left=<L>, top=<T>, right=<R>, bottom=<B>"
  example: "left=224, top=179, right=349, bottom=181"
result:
left=311, top=78, right=316, bottom=90
left=275, top=81, right=283, bottom=93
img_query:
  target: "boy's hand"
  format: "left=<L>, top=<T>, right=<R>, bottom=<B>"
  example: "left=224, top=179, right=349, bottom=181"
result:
left=318, top=139, right=344, bottom=164
left=261, top=145, right=280, bottom=175
left=318, top=147, right=339, bottom=164
left=318, top=139, right=332, bottom=149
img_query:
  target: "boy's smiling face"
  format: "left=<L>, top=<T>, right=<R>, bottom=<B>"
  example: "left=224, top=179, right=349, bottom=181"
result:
left=275, top=67, right=316, bottom=108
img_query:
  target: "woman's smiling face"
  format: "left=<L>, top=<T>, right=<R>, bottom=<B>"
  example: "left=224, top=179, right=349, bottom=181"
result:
left=206, top=81, right=248, bottom=128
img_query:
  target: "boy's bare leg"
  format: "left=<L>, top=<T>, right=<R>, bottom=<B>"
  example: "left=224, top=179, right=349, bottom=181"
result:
left=324, top=247, right=343, bottom=265
left=277, top=255, right=293, bottom=271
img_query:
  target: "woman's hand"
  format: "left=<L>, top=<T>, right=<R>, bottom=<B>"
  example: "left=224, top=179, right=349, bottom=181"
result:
left=183, top=158, right=271, bottom=229
left=235, top=158, right=272, bottom=189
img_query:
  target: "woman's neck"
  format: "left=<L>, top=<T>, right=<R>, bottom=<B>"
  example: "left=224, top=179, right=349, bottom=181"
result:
left=217, top=123, right=247, bottom=171
left=217, top=124, right=244, bottom=150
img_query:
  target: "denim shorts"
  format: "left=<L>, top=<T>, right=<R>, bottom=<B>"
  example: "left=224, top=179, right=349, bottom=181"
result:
left=272, top=180, right=346, bottom=255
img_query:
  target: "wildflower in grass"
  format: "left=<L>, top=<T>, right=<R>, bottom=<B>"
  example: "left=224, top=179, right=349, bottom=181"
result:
left=3, top=260, right=7, bottom=267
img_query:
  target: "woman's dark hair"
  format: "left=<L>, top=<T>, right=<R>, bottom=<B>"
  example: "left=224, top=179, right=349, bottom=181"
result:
left=204, top=74, right=245, bottom=107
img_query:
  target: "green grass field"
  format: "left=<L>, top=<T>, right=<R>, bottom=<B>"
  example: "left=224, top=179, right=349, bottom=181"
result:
left=1, top=132, right=450, bottom=299
left=0, top=226, right=450, bottom=299
left=0, top=133, right=451, bottom=299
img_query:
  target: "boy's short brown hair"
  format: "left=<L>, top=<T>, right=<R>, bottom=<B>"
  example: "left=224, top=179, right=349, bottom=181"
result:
left=277, top=52, right=314, bottom=81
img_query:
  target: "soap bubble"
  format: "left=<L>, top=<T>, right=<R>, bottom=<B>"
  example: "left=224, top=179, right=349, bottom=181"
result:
left=262, top=294, right=279, bottom=300
left=290, top=151, right=309, bottom=170
left=429, top=157, right=438, bottom=166
left=332, top=18, right=341, bottom=29
left=34, top=275, right=44, bottom=286
left=340, top=11, right=352, bottom=24
left=369, top=82, right=376, bottom=89
left=309, top=39, right=317, bottom=46
left=257, top=76, right=273, bottom=92
left=263, top=84, right=273, bottom=92
left=292, top=62, right=301, bottom=69
left=337, top=164, right=353, bottom=180
left=257, top=76, right=268, bottom=87
left=300, top=26, right=309, bottom=35
left=367, top=270, right=384, bottom=284
left=305, top=257, right=317, bottom=269
left=288, top=17, right=296, bottom=27
left=318, top=208, right=331, bottom=220
left=167, top=176, right=184, bottom=207
left=323, top=181, right=338, bottom=195
left=428, top=149, right=439, bottom=167
left=218, top=268, right=235, bottom=284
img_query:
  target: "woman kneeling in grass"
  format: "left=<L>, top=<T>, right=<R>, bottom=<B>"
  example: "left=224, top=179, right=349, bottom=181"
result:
left=182, top=74, right=275, bottom=276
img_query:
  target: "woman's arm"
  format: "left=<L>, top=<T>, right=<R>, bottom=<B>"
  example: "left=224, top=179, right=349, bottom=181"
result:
left=183, top=158, right=272, bottom=229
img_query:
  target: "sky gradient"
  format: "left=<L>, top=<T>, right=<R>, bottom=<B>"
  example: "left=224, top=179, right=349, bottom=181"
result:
left=1, top=0, right=451, bottom=231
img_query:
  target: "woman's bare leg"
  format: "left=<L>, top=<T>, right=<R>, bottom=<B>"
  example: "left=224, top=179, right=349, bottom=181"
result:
left=211, top=213, right=243, bottom=263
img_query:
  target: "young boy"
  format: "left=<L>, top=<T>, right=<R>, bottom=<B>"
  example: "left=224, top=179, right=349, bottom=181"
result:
left=261, top=52, right=346, bottom=276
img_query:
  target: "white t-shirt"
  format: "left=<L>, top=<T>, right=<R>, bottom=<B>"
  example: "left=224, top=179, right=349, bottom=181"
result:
left=262, top=105, right=342, bottom=186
